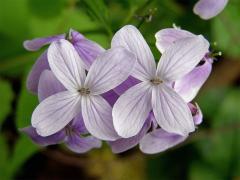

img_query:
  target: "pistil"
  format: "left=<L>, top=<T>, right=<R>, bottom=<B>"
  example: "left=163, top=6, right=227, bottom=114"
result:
left=150, top=78, right=163, bottom=85
left=78, top=88, right=90, bottom=95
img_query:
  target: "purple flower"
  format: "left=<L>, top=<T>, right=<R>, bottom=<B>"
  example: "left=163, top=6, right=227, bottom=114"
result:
left=31, top=39, right=136, bottom=141
left=22, top=70, right=101, bottom=153
left=110, top=103, right=203, bottom=154
left=193, top=0, right=228, bottom=20
left=24, top=29, right=104, bottom=94
left=111, top=25, right=209, bottom=138
left=155, top=27, right=212, bottom=102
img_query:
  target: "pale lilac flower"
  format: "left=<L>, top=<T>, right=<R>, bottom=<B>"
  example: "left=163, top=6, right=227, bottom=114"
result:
left=24, top=29, right=104, bottom=93
left=22, top=70, right=101, bottom=153
left=31, top=39, right=136, bottom=141
left=112, top=25, right=209, bottom=138
left=110, top=103, right=203, bottom=154
left=139, top=103, right=203, bottom=154
left=193, top=0, right=228, bottom=20
left=155, top=27, right=212, bottom=102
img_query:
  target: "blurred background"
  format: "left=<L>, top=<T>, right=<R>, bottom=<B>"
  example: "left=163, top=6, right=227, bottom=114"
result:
left=0, top=0, right=239, bottom=179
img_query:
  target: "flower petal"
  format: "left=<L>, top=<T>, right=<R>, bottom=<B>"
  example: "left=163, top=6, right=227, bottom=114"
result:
left=32, top=91, right=81, bottom=136
left=157, top=36, right=209, bottom=82
left=109, top=115, right=152, bottom=153
left=193, top=0, right=228, bottom=20
left=84, top=47, right=136, bottom=95
left=23, top=34, right=65, bottom=51
left=155, top=28, right=195, bottom=53
left=70, top=29, right=105, bottom=69
left=114, top=76, right=140, bottom=95
left=139, top=129, right=187, bottom=154
left=81, top=95, right=119, bottom=141
left=152, top=84, right=195, bottom=136
left=174, top=60, right=212, bottom=102
left=26, top=51, right=50, bottom=93
left=71, top=113, right=88, bottom=134
left=48, top=39, right=86, bottom=91
left=21, top=126, right=65, bottom=146
left=189, top=103, right=203, bottom=125
left=38, top=70, right=66, bottom=102
left=111, top=25, right=156, bottom=81
left=101, top=90, right=119, bottom=107
left=65, top=135, right=101, bottom=153
left=113, top=82, right=152, bottom=138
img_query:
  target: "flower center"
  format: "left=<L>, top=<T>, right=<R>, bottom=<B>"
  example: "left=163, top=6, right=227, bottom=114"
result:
left=78, top=88, right=90, bottom=95
left=150, top=78, right=163, bottom=85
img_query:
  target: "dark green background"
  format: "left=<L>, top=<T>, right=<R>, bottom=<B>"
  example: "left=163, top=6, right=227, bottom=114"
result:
left=0, top=0, right=239, bottom=179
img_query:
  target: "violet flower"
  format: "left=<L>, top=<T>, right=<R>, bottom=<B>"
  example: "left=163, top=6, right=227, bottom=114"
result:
left=31, top=39, right=136, bottom=141
left=139, top=103, right=203, bottom=154
left=155, top=27, right=213, bottom=102
left=112, top=25, right=209, bottom=138
left=110, top=27, right=208, bottom=154
left=22, top=70, right=101, bottom=153
left=193, top=0, right=228, bottom=20
left=24, top=29, right=104, bottom=93
left=110, top=103, right=203, bottom=154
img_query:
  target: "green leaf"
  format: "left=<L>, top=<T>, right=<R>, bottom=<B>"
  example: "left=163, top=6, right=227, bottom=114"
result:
left=214, top=89, right=240, bottom=127
left=197, top=87, right=229, bottom=120
left=86, top=33, right=109, bottom=49
left=212, top=0, right=240, bottom=58
left=8, top=135, right=38, bottom=177
left=0, top=0, right=30, bottom=39
left=16, top=77, right=38, bottom=128
left=0, top=79, right=13, bottom=126
left=196, top=89, right=240, bottom=177
left=27, top=0, right=66, bottom=19
left=80, top=0, right=112, bottom=36
left=0, top=135, right=38, bottom=180
left=189, top=162, right=221, bottom=180
left=0, top=135, right=11, bottom=180
left=0, top=0, right=31, bottom=59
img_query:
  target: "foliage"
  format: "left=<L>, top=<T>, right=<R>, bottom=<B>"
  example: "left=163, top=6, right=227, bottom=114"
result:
left=0, top=0, right=239, bottom=179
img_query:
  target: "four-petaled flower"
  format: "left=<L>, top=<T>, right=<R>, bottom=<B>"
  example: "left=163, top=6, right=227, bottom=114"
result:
left=31, top=39, right=136, bottom=141
left=111, top=25, right=209, bottom=138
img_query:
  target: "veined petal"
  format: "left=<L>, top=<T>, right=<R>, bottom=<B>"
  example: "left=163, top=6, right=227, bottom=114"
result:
left=48, top=39, right=86, bottom=91
left=110, top=115, right=152, bottom=153
left=155, top=28, right=195, bottom=53
left=84, top=47, right=136, bottom=95
left=157, top=36, right=209, bottom=82
left=27, top=51, right=50, bottom=93
left=111, top=25, right=156, bottom=81
left=189, top=103, right=203, bottom=125
left=139, top=129, right=187, bottom=154
left=65, top=135, right=101, bottom=153
left=32, top=91, right=81, bottom=136
left=23, top=34, right=65, bottom=51
left=152, top=84, right=195, bottom=136
left=81, top=95, right=119, bottom=141
left=113, top=82, right=152, bottom=138
left=70, top=29, right=105, bottom=69
left=194, top=0, right=228, bottom=20
left=174, top=60, right=212, bottom=102
left=38, top=70, right=66, bottom=102
left=21, top=126, right=65, bottom=146
left=71, top=113, right=88, bottom=134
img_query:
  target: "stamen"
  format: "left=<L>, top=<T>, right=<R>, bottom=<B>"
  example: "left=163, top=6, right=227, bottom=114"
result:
left=150, top=78, right=163, bottom=85
left=78, top=88, right=90, bottom=95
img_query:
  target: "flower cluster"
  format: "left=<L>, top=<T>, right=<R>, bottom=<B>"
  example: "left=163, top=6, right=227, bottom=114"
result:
left=22, top=25, right=213, bottom=154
